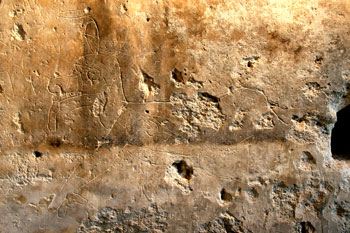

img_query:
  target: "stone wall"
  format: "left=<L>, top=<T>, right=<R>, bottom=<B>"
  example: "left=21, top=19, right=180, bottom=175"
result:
left=0, top=0, right=350, bottom=232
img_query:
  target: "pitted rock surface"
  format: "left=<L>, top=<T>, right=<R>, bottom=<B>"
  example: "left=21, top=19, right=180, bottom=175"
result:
left=0, top=0, right=350, bottom=232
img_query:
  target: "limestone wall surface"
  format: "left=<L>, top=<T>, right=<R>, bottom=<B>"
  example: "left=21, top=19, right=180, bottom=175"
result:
left=0, top=0, right=350, bottom=232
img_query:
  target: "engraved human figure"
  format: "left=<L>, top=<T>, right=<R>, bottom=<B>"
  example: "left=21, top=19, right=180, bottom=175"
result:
left=47, top=15, right=123, bottom=138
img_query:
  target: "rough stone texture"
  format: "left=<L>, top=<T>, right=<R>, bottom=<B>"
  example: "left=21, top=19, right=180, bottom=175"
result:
left=0, top=0, right=350, bottom=232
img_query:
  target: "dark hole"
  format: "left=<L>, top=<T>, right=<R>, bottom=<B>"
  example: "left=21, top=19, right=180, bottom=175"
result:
left=145, top=110, right=149, bottom=114
left=171, top=68, right=184, bottom=83
left=122, top=4, right=128, bottom=12
left=172, top=160, right=193, bottom=180
left=33, top=151, right=42, bottom=158
left=220, top=188, right=232, bottom=202
left=0, top=85, right=3, bottom=93
left=247, top=61, right=253, bottom=68
left=315, top=56, right=323, bottom=65
left=146, top=17, right=150, bottom=22
left=336, top=205, right=346, bottom=217
left=301, top=222, right=307, bottom=233
left=296, top=221, right=315, bottom=233
left=331, top=105, right=350, bottom=160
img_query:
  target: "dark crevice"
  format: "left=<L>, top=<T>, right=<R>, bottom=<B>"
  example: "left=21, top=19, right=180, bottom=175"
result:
left=301, top=151, right=316, bottom=164
left=331, top=105, right=350, bottom=160
left=198, top=92, right=219, bottom=103
left=141, top=70, right=159, bottom=91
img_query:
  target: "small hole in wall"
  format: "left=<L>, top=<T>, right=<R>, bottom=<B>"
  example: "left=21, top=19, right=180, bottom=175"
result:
left=145, top=109, right=149, bottom=114
left=122, top=4, right=128, bottom=12
left=172, top=160, right=193, bottom=180
left=146, top=17, right=150, bottom=22
left=247, top=61, right=253, bottom=68
left=171, top=68, right=184, bottom=84
left=331, top=105, right=350, bottom=160
left=315, top=56, right=323, bottom=65
left=220, top=188, right=232, bottom=202
left=33, top=151, right=42, bottom=158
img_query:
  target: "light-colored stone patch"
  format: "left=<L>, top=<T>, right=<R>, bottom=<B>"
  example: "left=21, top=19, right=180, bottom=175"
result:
left=171, top=92, right=225, bottom=138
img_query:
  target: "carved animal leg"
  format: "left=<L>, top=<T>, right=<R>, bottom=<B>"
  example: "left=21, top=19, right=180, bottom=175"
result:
left=48, top=101, right=60, bottom=132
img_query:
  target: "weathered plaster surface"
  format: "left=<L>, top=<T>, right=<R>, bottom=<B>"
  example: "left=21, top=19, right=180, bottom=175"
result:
left=0, top=0, right=350, bottom=232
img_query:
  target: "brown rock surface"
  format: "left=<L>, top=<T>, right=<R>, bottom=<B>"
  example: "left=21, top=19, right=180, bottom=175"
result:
left=0, top=0, right=350, bottom=232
